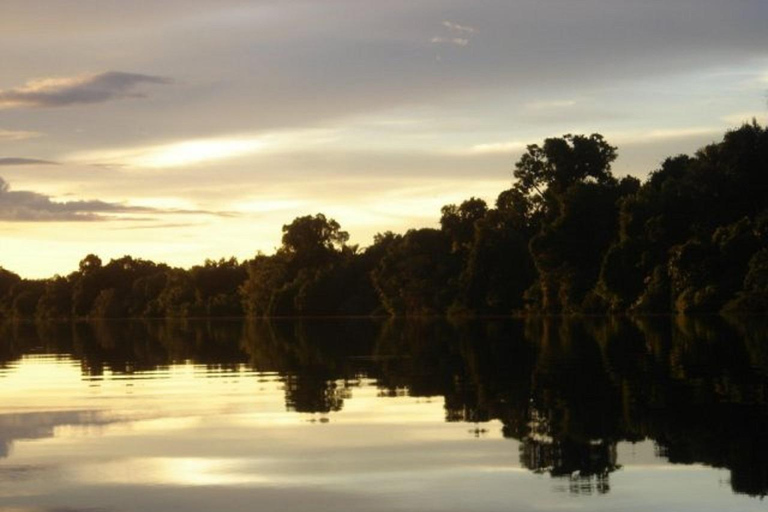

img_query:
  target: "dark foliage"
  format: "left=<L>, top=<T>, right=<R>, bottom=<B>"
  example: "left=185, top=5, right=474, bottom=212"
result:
left=1, top=124, right=766, bottom=318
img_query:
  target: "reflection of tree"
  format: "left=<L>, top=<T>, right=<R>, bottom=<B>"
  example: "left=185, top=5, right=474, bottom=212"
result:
left=507, top=319, right=623, bottom=493
left=240, top=319, right=380, bottom=414
left=373, top=319, right=461, bottom=400
left=529, top=319, right=623, bottom=443
left=1, top=316, right=768, bottom=497
left=625, top=316, right=768, bottom=497
left=520, top=432, right=617, bottom=494
left=0, top=319, right=248, bottom=376
left=282, top=374, right=350, bottom=414
left=399, top=315, right=768, bottom=498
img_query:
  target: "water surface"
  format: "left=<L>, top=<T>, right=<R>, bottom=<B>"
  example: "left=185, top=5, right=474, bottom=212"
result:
left=0, top=317, right=766, bottom=511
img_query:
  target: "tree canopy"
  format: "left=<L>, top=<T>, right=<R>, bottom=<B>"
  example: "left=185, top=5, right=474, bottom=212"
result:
left=1, top=123, right=766, bottom=319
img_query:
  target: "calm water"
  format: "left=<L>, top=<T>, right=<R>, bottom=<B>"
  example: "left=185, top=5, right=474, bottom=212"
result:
left=0, top=317, right=767, bottom=511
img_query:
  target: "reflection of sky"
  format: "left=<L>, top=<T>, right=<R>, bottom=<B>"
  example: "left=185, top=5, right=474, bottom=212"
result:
left=0, top=355, right=763, bottom=512
left=1, top=1, right=768, bottom=277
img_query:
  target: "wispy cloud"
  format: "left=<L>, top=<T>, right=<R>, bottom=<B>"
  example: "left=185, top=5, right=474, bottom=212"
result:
left=720, top=111, right=767, bottom=125
left=525, top=100, right=578, bottom=110
left=232, top=198, right=307, bottom=214
left=69, top=129, right=338, bottom=169
left=0, top=71, right=172, bottom=110
left=0, top=158, right=58, bottom=166
left=0, top=176, right=152, bottom=221
left=0, top=129, right=42, bottom=141
left=613, top=127, right=722, bottom=145
left=430, top=37, right=470, bottom=47
left=469, top=140, right=527, bottom=154
left=0, top=177, right=225, bottom=222
left=432, top=20, right=475, bottom=47
left=71, top=137, right=268, bottom=169
left=114, top=222, right=202, bottom=231
left=442, top=21, right=475, bottom=34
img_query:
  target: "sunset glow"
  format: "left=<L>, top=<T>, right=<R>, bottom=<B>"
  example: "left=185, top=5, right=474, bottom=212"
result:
left=0, top=1, right=766, bottom=277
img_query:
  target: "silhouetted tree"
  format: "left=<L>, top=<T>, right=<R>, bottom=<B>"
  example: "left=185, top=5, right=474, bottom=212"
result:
left=1, top=124, right=765, bottom=318
left=372, top=229, right=459, bottom=316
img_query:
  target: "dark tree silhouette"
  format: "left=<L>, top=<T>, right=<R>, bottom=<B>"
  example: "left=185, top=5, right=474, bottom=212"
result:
left=0, top=124, right=766, bottom=319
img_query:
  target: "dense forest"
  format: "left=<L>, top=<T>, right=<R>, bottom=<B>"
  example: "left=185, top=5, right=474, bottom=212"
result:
left=1, top=122, right=767, bottom=319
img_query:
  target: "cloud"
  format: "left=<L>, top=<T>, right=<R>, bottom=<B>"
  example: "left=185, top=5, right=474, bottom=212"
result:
left=430, top=37, right=469, bottom=47
left=0, top=176, right=224, bottom=221
left=70, top=136, right=268, bottom=169
left=431, top=20, right=475, bottom=48
left=469, top=140, right=527, bottom=154
left=720, top=111, right=767, bottom=126
left=0, top=71, right=172, bottom=109
left=0, top=129, right=41, bottom=141
left=612, top=127, right=722, bottom=145
left=430, top=21, right=475, bottom=46
left=0, top=158, right=57, bottom=166
left=525, top=100, right=578, bottom=110
left=442, top=21, right=475, bottom=34
left=114, top=222, right=202, bottom=230
left=68, top=129, right=337, bottom=168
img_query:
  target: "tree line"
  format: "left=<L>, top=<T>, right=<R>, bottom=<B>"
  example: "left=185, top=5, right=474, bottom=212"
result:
left=1, top=122, right=766, bottom=319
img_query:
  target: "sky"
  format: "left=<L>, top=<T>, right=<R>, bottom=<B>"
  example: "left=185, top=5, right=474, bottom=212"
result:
left=1, top=0, right=767, bottom=278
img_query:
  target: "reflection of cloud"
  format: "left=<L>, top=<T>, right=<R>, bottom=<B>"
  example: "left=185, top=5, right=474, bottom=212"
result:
left=0, top=129, right=42, bottom=141
left=0, top=158, right=57, bottom=166
left=0, top=410, right=106, bottom=459
left=0, top=177, right=226, bottom=222
left=0, top=71, right=171, bottom=109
